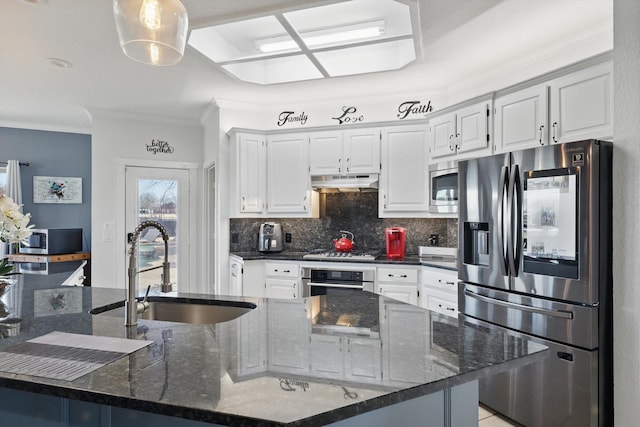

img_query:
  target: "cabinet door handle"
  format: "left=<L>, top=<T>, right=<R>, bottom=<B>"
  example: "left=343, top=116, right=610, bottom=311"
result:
left=455, top=132, right=460, bottom=150
left=448, top=135, right=454, bottom=151
left=388, top=274, right=408, bottom=278
left=437, top=279, right=456, bottom=286
left=538, top=125, right=545, bottom=145
left=438, top=304, right=456, bottom=311
left=552, top=122, right=558, bottom=143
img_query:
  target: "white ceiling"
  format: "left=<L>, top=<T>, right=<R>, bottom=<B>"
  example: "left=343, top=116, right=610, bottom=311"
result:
left=0, top=0, right=613, bottom=133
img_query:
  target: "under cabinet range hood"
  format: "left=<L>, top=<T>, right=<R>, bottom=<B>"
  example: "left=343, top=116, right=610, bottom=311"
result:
left=311, top=174, right=379, bottom=192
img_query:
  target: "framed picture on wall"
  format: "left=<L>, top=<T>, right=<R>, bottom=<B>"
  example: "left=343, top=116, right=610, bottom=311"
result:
left=33, top=176, right=82, bottom=204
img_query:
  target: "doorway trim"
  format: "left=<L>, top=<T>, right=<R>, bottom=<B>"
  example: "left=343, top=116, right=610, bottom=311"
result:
left=115, top=158, right=198, bottom=292
left=205, top=162, right=216, bottom=294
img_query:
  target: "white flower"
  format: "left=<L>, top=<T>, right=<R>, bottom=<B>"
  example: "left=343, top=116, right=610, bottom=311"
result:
left=0, top=195, right=33, bottom=245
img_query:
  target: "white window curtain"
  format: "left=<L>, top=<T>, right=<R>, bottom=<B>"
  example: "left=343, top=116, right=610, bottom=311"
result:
left=2, top=160, right=23, bottom=257
left=5, top=160, right=22, bottom=208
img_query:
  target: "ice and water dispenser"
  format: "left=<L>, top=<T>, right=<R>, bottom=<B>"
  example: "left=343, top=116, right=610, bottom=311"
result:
left=385, top=227, right=406, bottom=260
left=463, top=222, right=490, bottom=266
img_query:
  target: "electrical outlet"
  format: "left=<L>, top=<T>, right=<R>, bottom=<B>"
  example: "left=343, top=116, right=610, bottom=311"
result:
left=285, top=233, right=292, bottom=243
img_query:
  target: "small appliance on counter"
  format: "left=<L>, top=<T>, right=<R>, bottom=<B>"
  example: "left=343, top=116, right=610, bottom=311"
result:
left=19, top=228, right=83, bottom=255
left=258, top=222, right=283, bottom=252
left=385, top=227, right=406, bottom=259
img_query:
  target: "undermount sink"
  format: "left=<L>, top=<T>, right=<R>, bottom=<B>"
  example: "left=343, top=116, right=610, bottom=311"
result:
left=90, top=297, right=256, bottom=325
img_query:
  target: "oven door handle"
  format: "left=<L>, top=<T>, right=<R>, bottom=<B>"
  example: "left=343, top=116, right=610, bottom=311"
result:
left=307, top=282, right=365, bottom=290
left=463, top=289, right=574, bottom=319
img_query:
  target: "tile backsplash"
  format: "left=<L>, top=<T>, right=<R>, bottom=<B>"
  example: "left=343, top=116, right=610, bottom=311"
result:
left=230, top=192, right=458, bottom=254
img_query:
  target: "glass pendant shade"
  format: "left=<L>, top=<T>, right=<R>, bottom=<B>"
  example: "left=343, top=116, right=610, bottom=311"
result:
left=113, top=0, right=188, bottom=66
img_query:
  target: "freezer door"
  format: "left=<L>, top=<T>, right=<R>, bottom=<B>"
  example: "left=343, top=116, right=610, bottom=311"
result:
left=460, top=315, right=602, bottom=427
left=458, top=153, right=511, bottom=291
left=510, top=139, right=611, bottom=305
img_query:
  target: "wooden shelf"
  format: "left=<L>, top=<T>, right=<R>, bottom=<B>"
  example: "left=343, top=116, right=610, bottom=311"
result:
left=7, top=252, right=91, bottom=263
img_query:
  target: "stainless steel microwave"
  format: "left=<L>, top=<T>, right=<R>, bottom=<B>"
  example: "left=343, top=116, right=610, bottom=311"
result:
left=428, top=161, right=458, bottom=214
left=19, top=228, right=83, bottom=255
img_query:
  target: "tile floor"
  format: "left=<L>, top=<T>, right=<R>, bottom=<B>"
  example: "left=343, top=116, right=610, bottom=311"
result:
left=479, top=404, right=523, bottom=427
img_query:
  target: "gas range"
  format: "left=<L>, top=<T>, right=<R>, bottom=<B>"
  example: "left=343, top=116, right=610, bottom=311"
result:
left=302, top=250, right=379, bottom=261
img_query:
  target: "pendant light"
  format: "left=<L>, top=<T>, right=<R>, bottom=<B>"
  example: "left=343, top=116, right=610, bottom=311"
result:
left=113, top=0, right=189, bottom=66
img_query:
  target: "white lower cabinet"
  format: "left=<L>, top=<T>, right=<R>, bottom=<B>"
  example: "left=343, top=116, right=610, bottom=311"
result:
left=265, top=279, right=298, bottom=299
left=310, top=334, right=344, bottom=377
left=228, top=255, right=243, bottom=296
left=382, top=302, right=429, bottom=385
left=265, top=262, right=300, bottom=299
left=242, top=260, right=265, bottom=298
left=344, top=337, right=382, bottom=383
left=419, top=266, right=458, bottom=318
left=268, top=298, right=309, bottom=373
left=61, top=262, right=87, bottom=286
left=235, top=306, right=267, bottom=378
left=376, top=266, right=419, bottom=305
left=309, top=334, right=382, bottom=384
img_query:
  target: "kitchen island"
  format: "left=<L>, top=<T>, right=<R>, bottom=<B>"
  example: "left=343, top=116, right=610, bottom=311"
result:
left=0, top=270, right=546, bottom=426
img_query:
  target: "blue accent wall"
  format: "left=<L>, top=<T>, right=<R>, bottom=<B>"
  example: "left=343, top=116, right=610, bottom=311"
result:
left=0, top=127, right=92, bottom=251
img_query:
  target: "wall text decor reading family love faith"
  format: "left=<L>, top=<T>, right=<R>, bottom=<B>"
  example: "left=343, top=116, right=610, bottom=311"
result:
left=276, top=100, right=433, bottom=127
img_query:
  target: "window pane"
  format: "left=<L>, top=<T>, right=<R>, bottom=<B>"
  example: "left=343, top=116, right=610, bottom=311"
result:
left=137, top=179, right=178, bottom=290
left=0, top=167, right=6, bottom=195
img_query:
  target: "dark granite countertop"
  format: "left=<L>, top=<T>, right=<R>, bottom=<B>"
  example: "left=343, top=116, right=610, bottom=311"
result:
left=0, top=271, right=546, bottom=426
left=231, top=251, right=458, bottom=271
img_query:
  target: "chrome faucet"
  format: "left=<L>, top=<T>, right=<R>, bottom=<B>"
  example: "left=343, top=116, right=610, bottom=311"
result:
left=125, top=220, right=172, bottom=326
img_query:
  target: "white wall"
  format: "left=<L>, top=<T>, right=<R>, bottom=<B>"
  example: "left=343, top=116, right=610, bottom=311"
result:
left=612, top=1, right=640, bottom=425
left=90, top=110, right=203, bottom=291
left=215, top=93, right=449, bottom=133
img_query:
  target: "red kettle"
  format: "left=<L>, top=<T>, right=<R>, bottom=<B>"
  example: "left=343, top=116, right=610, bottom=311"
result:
left=333, top=230, right=354, bottom=252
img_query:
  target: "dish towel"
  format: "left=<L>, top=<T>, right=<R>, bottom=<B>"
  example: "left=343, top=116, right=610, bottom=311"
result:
left=0, top=331, right=152, bottom=381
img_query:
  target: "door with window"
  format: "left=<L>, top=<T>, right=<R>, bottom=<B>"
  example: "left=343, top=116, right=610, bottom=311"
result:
left=125, top=166, right=190, bottom=292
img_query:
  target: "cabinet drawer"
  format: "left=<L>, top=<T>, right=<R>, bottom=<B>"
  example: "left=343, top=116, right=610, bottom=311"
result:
left=422, top=268, right=458, bottom=292
left=377, top=267, right=419, bottom=283
left=265, top=262, right=299, bottom=278
left=426, top=293, right=458, bottom=318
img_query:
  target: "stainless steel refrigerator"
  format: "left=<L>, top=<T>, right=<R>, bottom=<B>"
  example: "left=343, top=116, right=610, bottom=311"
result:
left=457, top=139, right=613, bottom=427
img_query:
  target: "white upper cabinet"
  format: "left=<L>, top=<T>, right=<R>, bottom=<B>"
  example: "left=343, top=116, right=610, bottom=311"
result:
left=231, top=131, right=317, bottom=218
left=493, top=61, right=612, bottom=153
left=456, top=102, right=491, bottom=156
left=231, top=132, right=266, bottom=216
left=549, top=61, right=613, bottom=144
left=267, top=133, right=311, bottom=214
left=428, top=112, right=456, bottom=159
left=428, top=100, right=491, bottom=162
left=343, top=128, right=380, bottom=174
left=379, top=125, right=429, bottom=216
left=309, top=131, right=343, bottom=175
left=494, top=84, right=549, bottom=154
left=308, top=128, right=380, bottom=175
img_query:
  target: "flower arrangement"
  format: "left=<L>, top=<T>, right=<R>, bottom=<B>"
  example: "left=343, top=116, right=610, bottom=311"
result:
left=0, top=195, right=34, bottom=276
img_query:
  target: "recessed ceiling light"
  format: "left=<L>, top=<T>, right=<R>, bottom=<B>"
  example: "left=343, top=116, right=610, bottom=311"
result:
left=20, top=0, right=48, bottom=4
left=45, top=58, right=73, bottom=68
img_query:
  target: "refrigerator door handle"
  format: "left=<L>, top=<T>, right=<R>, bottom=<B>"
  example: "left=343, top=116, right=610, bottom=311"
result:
left=508, top=164, right=522, bottom=276
left=497, top=165, right=509, bottom=276
left=463, top=289, right=574, bottom=319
